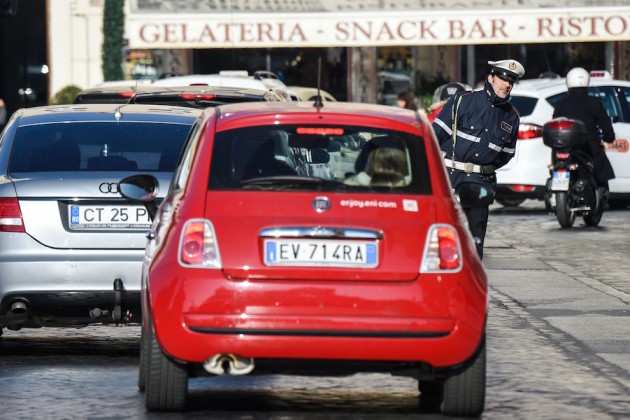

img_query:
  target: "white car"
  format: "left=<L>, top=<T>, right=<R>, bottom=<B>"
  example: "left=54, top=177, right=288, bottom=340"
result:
left=153, top=70, right=298, bottom=101
left=496, top=71, right=630, bottom=208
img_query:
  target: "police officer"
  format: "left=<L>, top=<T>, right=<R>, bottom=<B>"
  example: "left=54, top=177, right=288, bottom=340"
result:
left=552, top=67, right=616, bottom=201
left=432, top=59, right=525, bottom=258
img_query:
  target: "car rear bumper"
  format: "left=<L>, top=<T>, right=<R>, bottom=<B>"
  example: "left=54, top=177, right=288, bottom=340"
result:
left=495, top=184, right=547, bottom=200
left=150, top=270, right=487, bottom=369
left=0, top=232, right=144, bottom=327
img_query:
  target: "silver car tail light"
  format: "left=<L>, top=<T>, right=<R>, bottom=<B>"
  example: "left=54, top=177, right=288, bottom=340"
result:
left=420, top=224, right=462, bottom=273
left=178, top=219, right=222, bottom=268
left=0, top=198, right=25, bottom=233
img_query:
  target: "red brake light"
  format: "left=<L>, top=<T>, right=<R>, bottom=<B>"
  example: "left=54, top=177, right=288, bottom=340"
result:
left=118, top=91, right=135, bottom=98
left=436, top=228, right=460, bottom=270
left=181, top=222, right=205, bottom=265
left=508, top=185, right=536, bottom=192
left=180, top=93, right=216, bottom=100
left=421, top=225, right=462, bottom=272
left=179, top=220, right=221, bottom=268
left=518, top=123, right=543, bottom=140
left=0, top=198, right=25, bottom=233
left=296, top=127, right=344, bottom=135
left=546, top=120, right=576, bottom=131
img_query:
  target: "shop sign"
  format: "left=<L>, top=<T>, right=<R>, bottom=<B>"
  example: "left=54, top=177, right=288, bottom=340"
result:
left=128, top=7, right=630, bottom=48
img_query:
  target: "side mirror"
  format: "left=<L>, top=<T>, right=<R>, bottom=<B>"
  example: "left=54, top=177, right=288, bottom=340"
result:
left=456, top=182, right=495, bottom=208
left=119, top=175, right=159, bottom=220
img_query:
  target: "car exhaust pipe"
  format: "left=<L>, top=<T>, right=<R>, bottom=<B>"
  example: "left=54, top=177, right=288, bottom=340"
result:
left=0, top=300, right=30, bottom=328
left=10, top=301, right=28, bottom=314
left=203, top=353, right=255, bottom=376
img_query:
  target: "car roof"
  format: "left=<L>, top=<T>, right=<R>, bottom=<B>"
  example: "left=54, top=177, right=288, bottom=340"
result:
left=74, top=85, right=166, bottom=104
left=511, top=70, right=630, bottom=98
left=207, top=100, right=421, bottom=127
left=131, top=85, right=283, bottom=104
left=14, top=104, right=201, bottom=124
left=288, top=86, right=337, bottom=102
left=152, top=74, right=270, bottom=90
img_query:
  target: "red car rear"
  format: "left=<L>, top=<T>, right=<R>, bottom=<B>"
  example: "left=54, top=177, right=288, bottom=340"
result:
left=124, top=101, right=488, bottom=416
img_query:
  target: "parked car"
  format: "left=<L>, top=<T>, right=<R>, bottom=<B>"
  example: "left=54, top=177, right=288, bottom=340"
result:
left=152, top=71, right=297, bottom=100
left=120, top=101, right=490, bottom=416
left=0, top=104, right=201, bottom=334
left=288, top=86, right=337, bottom=102
left=129, top=85, right=285, bottom=108
left=74, top=85, right=163, bottom=104
left=496, top=70, right=630, bottom=207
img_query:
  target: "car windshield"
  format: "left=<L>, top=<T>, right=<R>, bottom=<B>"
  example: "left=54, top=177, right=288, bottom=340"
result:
left=9, top=121, right=192, bottom=173
left=209, top=125, right=432, bottom=194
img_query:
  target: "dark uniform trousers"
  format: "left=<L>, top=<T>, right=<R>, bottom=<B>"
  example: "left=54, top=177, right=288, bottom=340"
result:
left=464, top=206, right=489, bottom=259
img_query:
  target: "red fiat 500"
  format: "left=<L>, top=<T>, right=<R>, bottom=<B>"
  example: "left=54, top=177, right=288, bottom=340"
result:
left=121, top=100, right=490, bottom=416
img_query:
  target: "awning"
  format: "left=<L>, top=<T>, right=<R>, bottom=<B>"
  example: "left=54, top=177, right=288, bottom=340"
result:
left=127, top=7, right=630, bottom=49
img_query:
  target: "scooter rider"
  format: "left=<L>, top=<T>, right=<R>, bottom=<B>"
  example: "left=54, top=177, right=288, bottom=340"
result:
left=552, top=67, right=616, bottom=203
left=432, top=59, right=525, bottom=258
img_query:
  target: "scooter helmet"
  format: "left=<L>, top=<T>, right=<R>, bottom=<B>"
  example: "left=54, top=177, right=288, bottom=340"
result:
left=566, top=67, right=590, bottom=89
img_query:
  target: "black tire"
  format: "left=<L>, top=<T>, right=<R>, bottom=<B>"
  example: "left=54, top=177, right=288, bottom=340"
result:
left=418, top=380, right=443, bottom=412
left=440, top=336, right=486, bottom=417
left=137, top=324, right=150, bottom=392
left=144, top=325, right=188, bottom=411
left=555, top=192, right=575, bottom=228
left=496, top=197, right=526, bottom=208
left=583, top=193, right=604, bottom=227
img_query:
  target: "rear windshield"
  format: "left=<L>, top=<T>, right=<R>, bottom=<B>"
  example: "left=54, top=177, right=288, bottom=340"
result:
left=208, top=125, right=432, bottom=194
left=509, top=96, right=538, bottom=116
left=8, top=121, right=193, bottom=173
left=131, top=94, right=266, bottom=108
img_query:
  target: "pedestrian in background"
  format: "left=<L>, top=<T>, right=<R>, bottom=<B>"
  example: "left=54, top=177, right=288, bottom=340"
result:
left=432, top=59, right=525, bottom=258
left=396, top=91, right=418, bottom=111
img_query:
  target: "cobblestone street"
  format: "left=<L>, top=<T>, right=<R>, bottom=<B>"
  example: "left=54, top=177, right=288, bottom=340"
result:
left=0, top=203, right=629, bottom=419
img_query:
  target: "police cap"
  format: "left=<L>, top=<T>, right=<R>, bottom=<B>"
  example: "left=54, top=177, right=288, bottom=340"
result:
left=488, top=59, right=525, bottom=83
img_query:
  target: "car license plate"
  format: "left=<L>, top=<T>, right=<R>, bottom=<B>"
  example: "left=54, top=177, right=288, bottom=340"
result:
left=551, top=171, right=570, bottom=191
left=69, top=205, right=151, bottom=230
left=264, top=239, right=378, bottom=267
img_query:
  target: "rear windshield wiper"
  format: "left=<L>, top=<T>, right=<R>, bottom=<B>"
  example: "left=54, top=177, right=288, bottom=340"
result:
left=240, top=176, right=343, bottom=190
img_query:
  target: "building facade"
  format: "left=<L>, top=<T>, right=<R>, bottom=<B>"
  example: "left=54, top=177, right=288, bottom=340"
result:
left=2, top=0, right=630, bottom=119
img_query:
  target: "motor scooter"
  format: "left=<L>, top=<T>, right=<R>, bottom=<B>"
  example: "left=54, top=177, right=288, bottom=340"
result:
left=543, top=117, right=604, bottom=228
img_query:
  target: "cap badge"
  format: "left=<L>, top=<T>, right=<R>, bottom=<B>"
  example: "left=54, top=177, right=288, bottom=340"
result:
left=509, top=62, right=516, bottom=71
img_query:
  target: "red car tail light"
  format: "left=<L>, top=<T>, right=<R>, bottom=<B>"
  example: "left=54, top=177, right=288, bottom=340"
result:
left=0, top=198, right=25, bottom=233
left=179, top=219, right=222, bottom=268
left=420, top=225, right=462, bottom=273
left=180, top=93, right=216, bottom=101
left=296, top=127, right=344, bottom=135
left=517, top=123, right=543, bottom=140
left=508, top=185, right=536, bottom=192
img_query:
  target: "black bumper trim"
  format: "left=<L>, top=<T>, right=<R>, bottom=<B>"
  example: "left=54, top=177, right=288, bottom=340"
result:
left=189, top=327, right=449, bottom=338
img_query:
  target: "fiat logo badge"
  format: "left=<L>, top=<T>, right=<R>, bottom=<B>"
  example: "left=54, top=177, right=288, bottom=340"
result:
left=312, top=196, right=331, bottom=213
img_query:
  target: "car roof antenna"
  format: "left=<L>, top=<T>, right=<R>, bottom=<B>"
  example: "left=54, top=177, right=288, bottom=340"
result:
left=313, top=57, right=324, bottom=108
